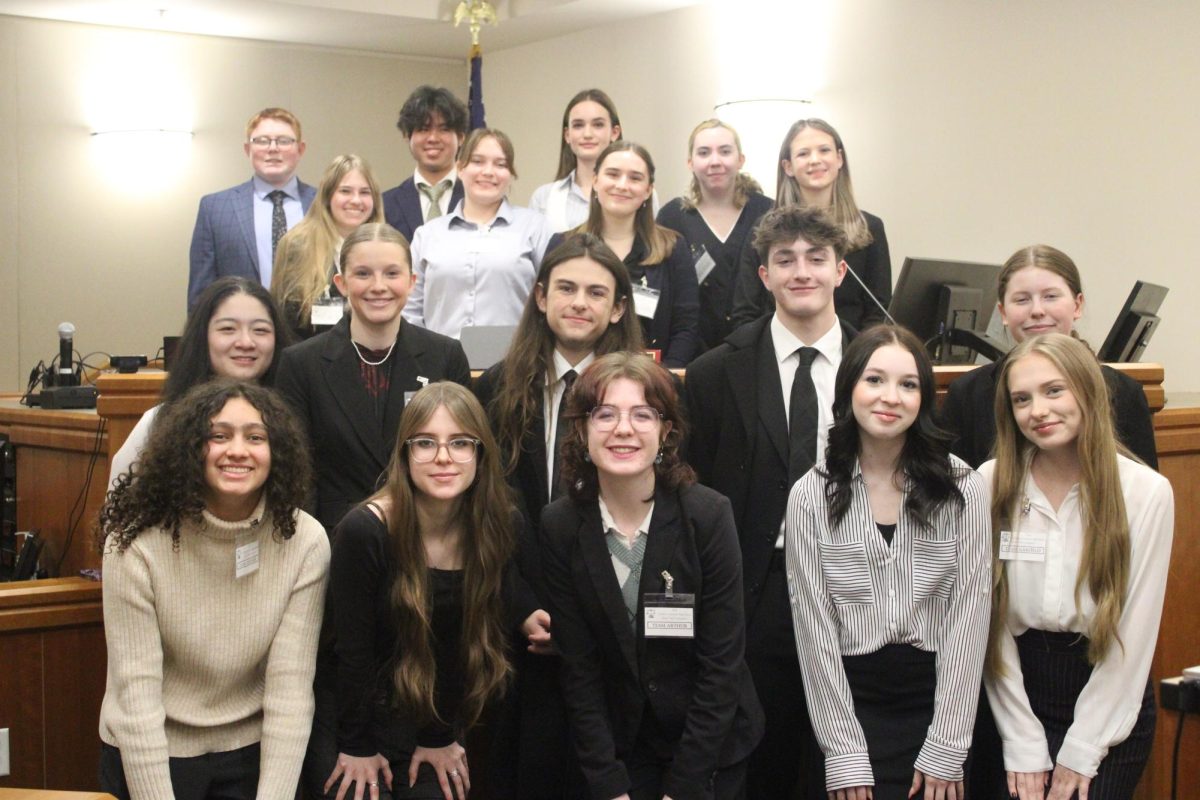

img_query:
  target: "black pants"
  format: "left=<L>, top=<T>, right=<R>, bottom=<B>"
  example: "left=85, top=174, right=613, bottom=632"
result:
left=626, top=754, right=748, bottom=800
left=100, top=741, right=261, bottom=800
left=745, top=552, right=823, bottom=800
left=1013, top=629, right=1155, bottom=800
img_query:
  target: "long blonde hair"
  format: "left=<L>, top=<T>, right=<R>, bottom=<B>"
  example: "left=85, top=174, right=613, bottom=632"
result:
left=271, top=154, right=383, bottom=324
left=370, top=383, right=515, bottom=728
left=986, top=333, right=1131, bottom=674
left=775, top=119, right=871, bottom=252
left=681, top=119, right=761, bottom=210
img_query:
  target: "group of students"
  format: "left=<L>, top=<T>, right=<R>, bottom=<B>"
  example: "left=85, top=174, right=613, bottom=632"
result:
left=97, top=86, right=1175, bottom=800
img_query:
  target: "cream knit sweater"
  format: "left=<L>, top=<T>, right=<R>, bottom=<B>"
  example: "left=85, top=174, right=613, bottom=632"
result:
left=99, top=499, right=329, bottom=799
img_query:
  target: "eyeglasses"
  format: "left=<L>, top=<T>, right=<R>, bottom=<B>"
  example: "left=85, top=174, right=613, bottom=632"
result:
left=588, top=405, right=663, bottom=432
left=406, top=437, right=481, bottom=463
left=248, top=136, right=298, bottom=149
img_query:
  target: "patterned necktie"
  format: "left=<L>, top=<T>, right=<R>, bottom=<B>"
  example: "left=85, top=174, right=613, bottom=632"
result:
left=550, top=370, right=577, bottom=501
left=789, top=347, right=820, bottom=484
left=420, top=180, right=452, bottom=222
left=606, top=533, right=647, bottom=629
left=267, top=190, right=287, bottom=261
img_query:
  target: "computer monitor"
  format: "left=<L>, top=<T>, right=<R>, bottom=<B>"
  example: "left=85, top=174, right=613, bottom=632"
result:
left=887, top=257, right=1005, bottom=364
left=1097, top=281, right=1168, bottom=363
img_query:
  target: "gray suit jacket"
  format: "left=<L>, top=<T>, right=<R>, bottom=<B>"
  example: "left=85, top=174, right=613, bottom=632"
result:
left=187, top=178, right=316, bottom=311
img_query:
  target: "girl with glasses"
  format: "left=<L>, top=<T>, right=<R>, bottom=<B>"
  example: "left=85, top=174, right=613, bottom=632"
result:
left=310, top=382, right=546, bottom=800
left=540, top=351, right=763, bottom=800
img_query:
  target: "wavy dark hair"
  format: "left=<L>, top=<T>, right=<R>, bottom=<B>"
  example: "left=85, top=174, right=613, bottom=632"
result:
left=560, top=352, right=693, bottom=502
left=98, top=380, right=312, bottom=553
left=370, top=382, right=516, bottom=729
left=396, top=85, right=468, bottom=137
left=490, top=233, right=643, bottom=476
left=819, top=324, right=965, bottom=528
left=167, top=277, right=294, bottom=402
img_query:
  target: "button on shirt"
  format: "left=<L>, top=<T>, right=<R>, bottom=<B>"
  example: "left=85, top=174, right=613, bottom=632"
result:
left=405, top=199, right=554, bottom=338
left=979, top=455, right=1174, bottom=778
left=252, top=175, right=303, bottom=287
left=771, top=313, right=841, bottom=548
left=784, top=458, right=992, bottom=789
left=544, top=350, right=595, bottom=497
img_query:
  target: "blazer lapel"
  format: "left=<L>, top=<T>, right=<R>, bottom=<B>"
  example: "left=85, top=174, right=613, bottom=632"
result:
left=382, top=322, right=426, bottom=450
left=637, top=489, right=682, bottom=616
left=402, top=182, right=424, bottom=233
left=525, top=412, right=550, bottom=508
left=235, top=181, right=258, bottom=270
left=577, top=503, right=639, bottom=676
left=321, top=321, right=389, bottom=470
left=755, top=327, right=790, bottom=467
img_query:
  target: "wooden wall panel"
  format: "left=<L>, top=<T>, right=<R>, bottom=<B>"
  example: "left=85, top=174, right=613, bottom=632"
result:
left=0, top=631, right=46, bottom=788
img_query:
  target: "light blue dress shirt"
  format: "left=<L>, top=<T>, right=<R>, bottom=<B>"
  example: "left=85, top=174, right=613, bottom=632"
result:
left=252, top=175, right=304, bottom=287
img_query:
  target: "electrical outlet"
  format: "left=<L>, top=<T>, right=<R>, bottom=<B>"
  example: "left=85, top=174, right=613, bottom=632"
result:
left=0, top=727, right=9, bottom=776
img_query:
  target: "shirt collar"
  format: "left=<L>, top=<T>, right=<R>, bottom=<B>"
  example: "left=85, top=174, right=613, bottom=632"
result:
left=253, top=175, right=299, bottom=200
left=449, top=197, right=513, bottom=228
left=598, top=496, right=654, bottom=540
left=770, top=313, right=843, bottom=366
left=414, top=167, right=457, bottom=189
left=551, top=349, right=595, bottom=385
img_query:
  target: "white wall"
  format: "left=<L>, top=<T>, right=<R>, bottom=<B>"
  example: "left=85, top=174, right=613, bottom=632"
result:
left=488, top=0, right=1200, bottom=392
left=0, top=15, right=463, bottom=391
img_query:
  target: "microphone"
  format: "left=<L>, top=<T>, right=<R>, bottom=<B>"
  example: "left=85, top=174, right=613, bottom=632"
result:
left=841, top=261, right=897, bottom=326
left=57, top=322, right=78, bottom=387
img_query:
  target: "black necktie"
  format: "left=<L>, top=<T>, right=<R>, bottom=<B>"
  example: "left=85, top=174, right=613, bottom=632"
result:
left=788, top=347, right=819, bottom=484
left=268, top=190, right=287, bottom=262
left=550, top=370, right=577, bottom=500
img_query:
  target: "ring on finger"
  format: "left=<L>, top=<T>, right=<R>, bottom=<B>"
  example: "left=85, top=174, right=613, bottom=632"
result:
left=449, top=769, right=460, bottom=778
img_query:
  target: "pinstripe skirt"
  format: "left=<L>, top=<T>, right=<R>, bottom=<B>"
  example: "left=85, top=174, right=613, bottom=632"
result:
left=841, top=643, right=937, bottom=799
left=1016, top=629, right=1155, bottom=798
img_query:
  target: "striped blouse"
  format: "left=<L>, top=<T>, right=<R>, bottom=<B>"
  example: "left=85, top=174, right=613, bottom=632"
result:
left=784, top=457, right=991, bottom=790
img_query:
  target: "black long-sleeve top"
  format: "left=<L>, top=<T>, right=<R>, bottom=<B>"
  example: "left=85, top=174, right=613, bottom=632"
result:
left=329, top=505, right=538, bottom=755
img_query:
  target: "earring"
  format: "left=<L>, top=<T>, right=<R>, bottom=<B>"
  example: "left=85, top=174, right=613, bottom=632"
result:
left=655, top=448, right=664, bottom=465
left=584, top=452, right=592, bottom=463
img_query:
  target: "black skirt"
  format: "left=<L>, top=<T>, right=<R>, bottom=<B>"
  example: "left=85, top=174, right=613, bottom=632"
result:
left=840, top=643, right=937, bottom=800
left=1015, top=629, right=1155, bottom=799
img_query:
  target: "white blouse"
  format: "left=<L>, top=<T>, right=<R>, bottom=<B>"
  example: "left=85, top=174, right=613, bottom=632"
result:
left=980, top=455, right=1174, bottom=778
left=785, top=458, right=991, bottom=790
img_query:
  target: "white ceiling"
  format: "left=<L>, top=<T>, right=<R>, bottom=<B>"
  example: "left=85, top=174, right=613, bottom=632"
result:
left=0, top=0, right=703, bottom=58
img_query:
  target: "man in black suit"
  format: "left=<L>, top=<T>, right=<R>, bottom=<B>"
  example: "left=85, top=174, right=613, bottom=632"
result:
left=686, top=206, right=857, bottom=799
left=381, top=86, right=467, bottom=242
left=474, top=232, right=642, bottom=798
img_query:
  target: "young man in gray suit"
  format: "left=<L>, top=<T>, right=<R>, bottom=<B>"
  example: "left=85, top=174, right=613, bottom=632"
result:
left=187, top=107, right=316, bottom=311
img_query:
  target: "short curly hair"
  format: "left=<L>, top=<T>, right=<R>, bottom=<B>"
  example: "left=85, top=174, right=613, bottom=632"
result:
left=560, top=352, right=693, bottom=502
left=98, top=380, right=313, bottom=553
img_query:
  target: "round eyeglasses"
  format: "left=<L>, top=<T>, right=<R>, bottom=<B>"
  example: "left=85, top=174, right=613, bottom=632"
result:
left=587, top=405, right=663, bottom=432
left=405, top=437, right=481, bottom=463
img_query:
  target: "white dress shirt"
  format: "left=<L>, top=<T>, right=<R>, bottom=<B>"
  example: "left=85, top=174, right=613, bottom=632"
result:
left=404, top=199, right=553, bottom=338
left=785, top=458, right=992, bottom=789
left=771, top=313, right=842, bottom=548
left=544, top=350, right=595, bottom=496
left=598, top=496, right=654, bottom=586
left=979, top=455, right=1174, bottom=777
left=530, top=173, right=590, bottom=233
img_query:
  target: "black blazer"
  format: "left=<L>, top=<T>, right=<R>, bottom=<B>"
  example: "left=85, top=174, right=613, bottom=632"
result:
left=381, top=178, right=465, bottom=243
left=684, top=315, right=857, bottom=616
left=275, top=316, right=471, bottom=533
left=941, top=356, right=1159, bottom=470
left=729, top=210, right=892, bottom=331
left=540, top=484, right=763, bottom=800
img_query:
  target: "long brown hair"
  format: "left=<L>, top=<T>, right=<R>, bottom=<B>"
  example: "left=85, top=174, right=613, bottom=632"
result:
left=986, top=333, right=1131, bottom=674
left=271, top=154, right=383, bottom=322
left=369, top=382, right=515, bottom=728
left=580, top=141, right=678, bottom=265
left=554, top=88, right=623, bottom=181
left=560, top=352, right=694, bottom=502
left=490, top=234, right=643, bottom=476
left=775, top=119, right=871, bottom=252
left=681, top=119, right=762, bottom=210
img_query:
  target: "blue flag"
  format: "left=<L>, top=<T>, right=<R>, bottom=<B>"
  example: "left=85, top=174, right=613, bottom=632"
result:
left=469, top=44, right=485, bottom=129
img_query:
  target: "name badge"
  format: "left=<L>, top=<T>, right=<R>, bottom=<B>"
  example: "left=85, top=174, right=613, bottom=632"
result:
left=998, top=530, right=1048, bottom=562
left=644, top=594, right=696, bottom=638
left=693, top=247, right=716, bottom=285
left=235, top=539, right=260, bottom=579
left=311, top=298, right=345, bottom=327
left=632, top=284, right=660, bottom=320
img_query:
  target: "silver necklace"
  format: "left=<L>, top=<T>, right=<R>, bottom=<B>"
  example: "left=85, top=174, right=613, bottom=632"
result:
left=351, top=338, right=396, bottom=366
